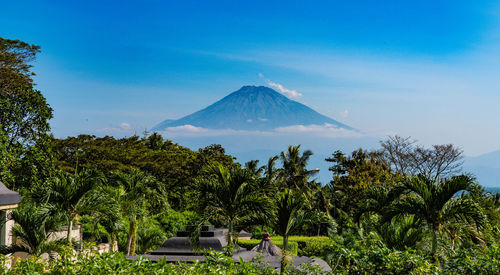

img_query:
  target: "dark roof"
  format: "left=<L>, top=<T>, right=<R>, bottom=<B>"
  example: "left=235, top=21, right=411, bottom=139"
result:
left=0, top=182, right=21, bottom=206
left=128, top=226, right=332, bottom=273
left=151, top=226, right=229, bottom=256
left=238, top=230, right=252, bottom=237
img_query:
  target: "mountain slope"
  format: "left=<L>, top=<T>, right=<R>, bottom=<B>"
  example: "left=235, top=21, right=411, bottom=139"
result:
left=152, top=85, right=352, bottom=131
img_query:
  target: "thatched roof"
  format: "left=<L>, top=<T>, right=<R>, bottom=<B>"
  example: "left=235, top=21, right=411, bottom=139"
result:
left=250, top=232, right=282, bottom=256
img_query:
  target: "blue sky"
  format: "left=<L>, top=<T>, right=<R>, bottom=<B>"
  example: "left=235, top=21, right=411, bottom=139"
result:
left=2, top=0, right=500, bottom=155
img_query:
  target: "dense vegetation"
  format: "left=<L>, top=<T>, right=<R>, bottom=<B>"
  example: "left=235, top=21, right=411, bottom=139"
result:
left=1, top=37, right=499, bottom=273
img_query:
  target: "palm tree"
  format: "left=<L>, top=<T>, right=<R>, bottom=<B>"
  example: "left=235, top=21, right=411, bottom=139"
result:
left=197, top=164, right=273, bottom=247
left=34, top=169, right=105, bottom=244
left=135, top=218, right=167, bottom=254
left=383, top=174, right=486, bottom=258
left=0, top=203, right=64, bottom=256
left=376, top=215, right=426, bottom=250
left=244, top=160, right=264, bottom=177
left=88, top=185, right=124, bottom=252
left=273, top=189, right=311, bottom=251
left=112, top=169, right=167, bottom=256
left=279, top=145, right=318, bottom=192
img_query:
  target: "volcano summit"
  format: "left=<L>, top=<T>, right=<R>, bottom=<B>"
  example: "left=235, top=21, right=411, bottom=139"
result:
left=152, top=85, right=352, bottom=131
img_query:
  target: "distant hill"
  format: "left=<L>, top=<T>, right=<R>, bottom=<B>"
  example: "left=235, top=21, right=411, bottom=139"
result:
left=464, top=149, right=500, bottom=187
left=152, top=85, right=353, bottom=131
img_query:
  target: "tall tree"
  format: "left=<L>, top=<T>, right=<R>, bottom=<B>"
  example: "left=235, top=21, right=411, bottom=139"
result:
left=0, top=37, right=52, bottom=145
left=112, top=169, right=167, bottom=256
left=0, top=203, right=63, bottom=256
left=0, top=37, right=54, bottom=189
left=279, top=145, right=318, bottom=192
left=197, top=164, right=273, bottom=248
left=33, top=169, right=106, bottom=244
left=383, top=174, right=486, bottom=258
left=379, top=135, right=463, bottom=181
left=273, top=189, right=312, bottom=251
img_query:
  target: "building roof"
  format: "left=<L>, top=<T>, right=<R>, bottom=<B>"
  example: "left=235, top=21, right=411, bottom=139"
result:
left=0, top=182, right=21, bottom=206
left=128, top=226, right=331, bottom=272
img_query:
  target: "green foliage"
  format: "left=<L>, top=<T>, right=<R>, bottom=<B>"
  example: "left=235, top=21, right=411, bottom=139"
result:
left=383, top=175, right=486, bottom=257
left=0, top=37, right=54, bottom=190
left=443, top=246, right=500, bottom=274
left=238, top=239, right=299, bottom=256
left=325, top=245, right=439, bottom=274
left=197, top=164, right=274, bottom=246
left=155, top=209, right=199, bottom=238
left=32, top=169, right=106, bottom=243
left=0, top=250, right=278, bottom=274
left=0, top=37, right=52, bottom=145
left=0, top=202, right=64, bottom=256
left=51, top=135, right=237, bottom=209
left=270, top=236, right=333, bottom=257
left=135, top=218, right=167, bottom=254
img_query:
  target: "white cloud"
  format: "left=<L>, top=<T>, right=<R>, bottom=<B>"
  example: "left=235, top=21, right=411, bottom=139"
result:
left=158, top=123, right=360, bottom=138
left=95, top=122, right=135, bottom=134
left=258, top=73, right=302, bottom=99
left=159, top=125, right=269, bottom=137
left=275, top=123, right=361, bottom=138
left=120, top=122, right=132, bottom=130
left=340, top=110, right=349, bottom=118
left=266, top=80, right=302, bottom=99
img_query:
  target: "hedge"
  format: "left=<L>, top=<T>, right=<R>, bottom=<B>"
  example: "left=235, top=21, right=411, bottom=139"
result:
left=237, top=239, right=298, bottom=256
left=268, top=236, right=333, bottom=257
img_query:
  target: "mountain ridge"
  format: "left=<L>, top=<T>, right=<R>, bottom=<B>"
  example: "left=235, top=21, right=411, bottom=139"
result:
left=152, top=85, right=353, bottom=131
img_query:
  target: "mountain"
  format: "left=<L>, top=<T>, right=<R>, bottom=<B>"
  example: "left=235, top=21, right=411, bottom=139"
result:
left=152, top=85, right=353, bottom=131
left=463, top=149, right=500, bottom=187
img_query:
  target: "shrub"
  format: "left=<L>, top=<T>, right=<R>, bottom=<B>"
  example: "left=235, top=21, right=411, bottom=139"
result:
left=324, top=244, right=438, bottom=274
left=272, top=236, right=333, bottom=257
left=0, top=250, right=278, bottom=274
left=443, top=246, right=500, bottom=274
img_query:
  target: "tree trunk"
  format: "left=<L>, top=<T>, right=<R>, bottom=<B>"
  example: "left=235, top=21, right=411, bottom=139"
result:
left=129, top=216, right=138, bottom=256
left=127, top=215, right=138, bottom=256
left=228, top=220, right=233, bottom=246
left=111, top=234, right=118, bottom=252
left=283, top=235, right=289, bottom=251
left=67, top=218, right=73, bottom=245
left=431, top=225, right=438, bottom=261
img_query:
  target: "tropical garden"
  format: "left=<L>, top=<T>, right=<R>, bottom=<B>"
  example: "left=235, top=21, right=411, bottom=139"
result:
left=1, top=37, right=499, bottom=274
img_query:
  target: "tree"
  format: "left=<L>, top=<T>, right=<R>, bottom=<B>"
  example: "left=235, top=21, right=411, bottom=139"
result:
left=278, top=145, right=318, bottom=192
left=325, top=149, right=396, bottom=232
left=0, top=37, right=54, bottom=189
left=197, top=164, right=273, bottom=248
left=376, top=215, right=425, bottom=251
left=0, top=203, right=63, bottom=256
left=244, top=160, right=264, bottom=177
left=112, top=169, right=167, bottom=256
left=144, top=132, right=164, bottom=151
left=379, top=135, right=463, bottom=181
left=383, top=175, right=486, bottom=258
left=33, top=169, right=106, bottom=244
left=273, top=189, right=310, bottom=251
left=0, top=37, right=52, bottom=146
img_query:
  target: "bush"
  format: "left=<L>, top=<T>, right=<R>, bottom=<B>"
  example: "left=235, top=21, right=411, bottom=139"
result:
left=324, top=244, right=438, bottom=274
left=238, top=239, right=298, bottom=256
left=443, top=246, right=500, bottom=274
left=270, top=236, right=333, bottom=257
left=155, top=210, right=198, bottom=238
left=0, top=250, right=278, bottom=274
